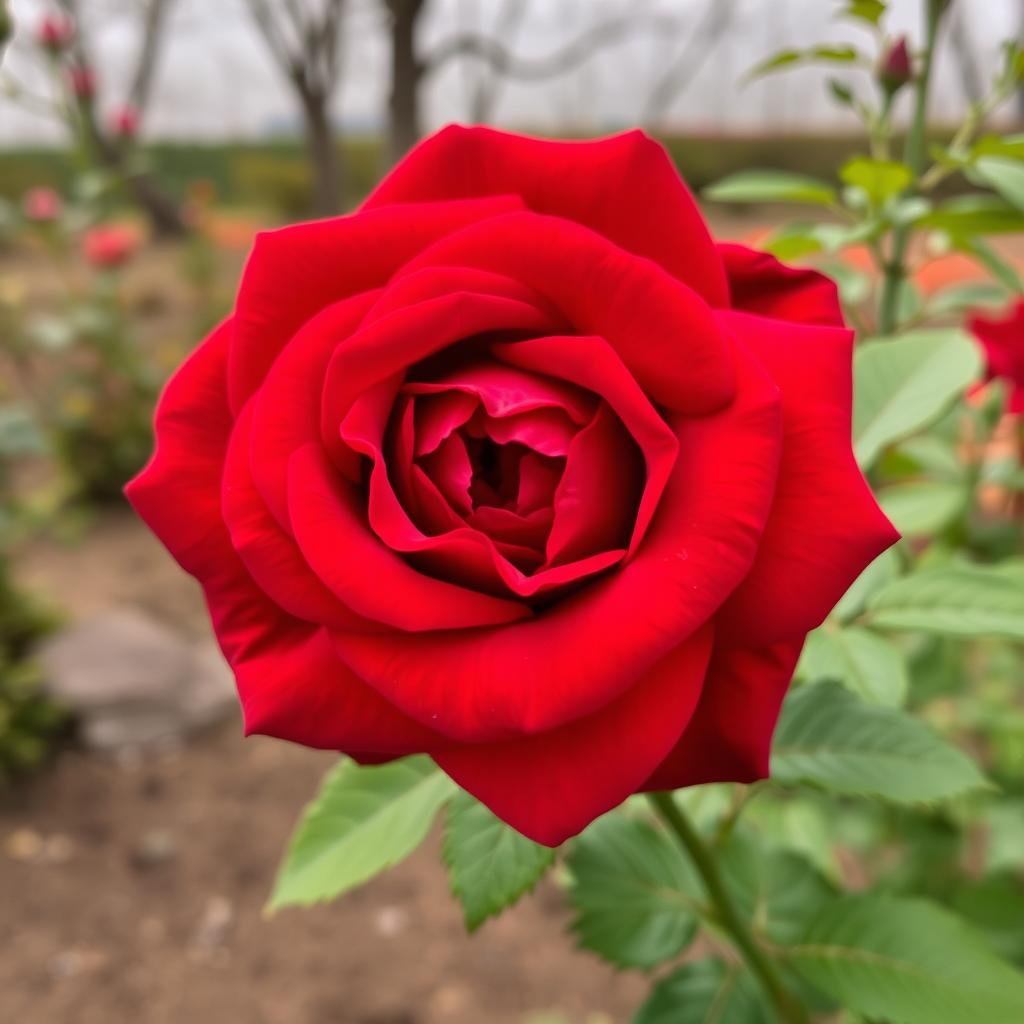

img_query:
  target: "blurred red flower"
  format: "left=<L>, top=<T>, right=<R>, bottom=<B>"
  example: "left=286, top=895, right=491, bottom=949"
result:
left=37, top=12, right=75, bottom=53
left=82, top=224, right=139, bottom=269
left=970, top=301, right=1024, bottom=413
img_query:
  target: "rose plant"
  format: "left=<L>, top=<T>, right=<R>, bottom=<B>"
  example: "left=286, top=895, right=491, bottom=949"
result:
left=129, top=1, right=1024, bottom=1021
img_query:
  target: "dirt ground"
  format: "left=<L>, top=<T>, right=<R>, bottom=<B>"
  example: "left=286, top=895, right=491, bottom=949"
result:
left=2, top=510, right=647, bottom=1024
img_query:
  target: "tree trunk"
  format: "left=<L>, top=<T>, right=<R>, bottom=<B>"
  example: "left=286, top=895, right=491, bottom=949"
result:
left=387, top=0, right=426, bottom=168
left=302, top=89, right=343, bottom=216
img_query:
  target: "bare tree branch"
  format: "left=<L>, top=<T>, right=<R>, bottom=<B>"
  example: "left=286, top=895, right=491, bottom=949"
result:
left=643, top=0, right=737, bottom=125
left=425, top=11, right=681, bottom=82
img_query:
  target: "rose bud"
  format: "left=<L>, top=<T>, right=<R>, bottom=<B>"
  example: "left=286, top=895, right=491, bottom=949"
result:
left=22, top=186, right=63, bottom=222
left=878, top=36, right=913, bottom=94
left=82, top=224, right=139, bottom=268
left=37, top=12, right=74, bottom=53
left=126, top=126, right=898, bottom=846
left=111, top=104, right=140, bottom=139
left=68, top=64, right=96, bottom=100
left=970, top=301, right=1024, bottom=414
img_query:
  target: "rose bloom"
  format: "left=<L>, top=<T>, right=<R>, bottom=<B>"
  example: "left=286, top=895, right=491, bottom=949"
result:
left=37, top=13, right=75, bottom=52
left=970, top=301, right=1024, bottom=413
left=22, top=186, right=63, bottom=223
left=82, top=224, right=138, bottom=269
left=128, top=127, right=897, bottom=845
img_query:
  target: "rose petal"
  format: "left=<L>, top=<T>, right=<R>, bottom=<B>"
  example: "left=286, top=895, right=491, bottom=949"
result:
left=643, top=638, right=803, bottom=790
left=719, top=243, right=844, bottom=327
left=249, top=290, right=379, bottom=526
left=223, top=403, right=375, bottom=631
left=320, top=291, right=557, bottom=470
left=716, top=311, right=900, bottom=646
left=392, top=212, right=734, bottom=414
left=228, top=196, right=527, bottom=412
left=364, top=124, right=729, bottom=306
left=545, top=404, right=643, bottom=566
left=288, top=443, right=530, bottom=631
left=494, top=335, right=677, bottom=556
left=435, top=624, right=714, bottom=846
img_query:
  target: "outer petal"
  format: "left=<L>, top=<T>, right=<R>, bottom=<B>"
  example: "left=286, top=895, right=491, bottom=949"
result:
left=643, top=638, right=803, bottom=791
left=365, top=124, right=729, bottom=306
left=125, top=322, right=434, bottom=753
left=125, top=320, right=236, bottom=580
left=332, top=346, right=782, bottom=743
left=717, top=311, right=900, bottom=647
left=719, top=243, right=844, bottom=327
left=436, top=625, right=714, bottom=846
left=228, top=195, right=526, bottom=412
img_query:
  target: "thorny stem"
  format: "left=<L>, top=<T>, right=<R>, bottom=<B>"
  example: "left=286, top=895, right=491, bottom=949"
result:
left=647, top=792, right=810, bottom=1024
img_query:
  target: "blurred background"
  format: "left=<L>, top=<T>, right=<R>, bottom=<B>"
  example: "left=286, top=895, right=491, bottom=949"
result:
left=0, top=2, right=1022, bottom=1023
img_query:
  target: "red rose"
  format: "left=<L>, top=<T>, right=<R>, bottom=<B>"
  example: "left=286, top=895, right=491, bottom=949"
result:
left=970, top=300, right=1024, bottom=413
left=127, top=127, right=897, bottom=845
left=68, top=64, right=95, bottom=100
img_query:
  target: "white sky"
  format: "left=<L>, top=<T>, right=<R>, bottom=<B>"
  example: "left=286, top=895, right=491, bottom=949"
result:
left=0, top=0, right=1020, bottom=144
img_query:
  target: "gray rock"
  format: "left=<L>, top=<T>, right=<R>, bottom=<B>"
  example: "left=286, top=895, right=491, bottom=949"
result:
left=39, top=608, right=237, bottom=752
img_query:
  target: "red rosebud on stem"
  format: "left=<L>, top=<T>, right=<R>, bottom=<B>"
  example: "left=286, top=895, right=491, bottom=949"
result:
left=878, top=36, right=913, bottom=95
left=37, top=12, right=74, bottom=53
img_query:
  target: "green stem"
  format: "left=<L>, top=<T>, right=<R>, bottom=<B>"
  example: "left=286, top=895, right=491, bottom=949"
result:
left=647, top=792, right=809, bottom=1024
left=877, top=0, right=946, bottom=335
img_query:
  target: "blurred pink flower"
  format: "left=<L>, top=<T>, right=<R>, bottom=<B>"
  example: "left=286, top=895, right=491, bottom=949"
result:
left=22, top=187, right=63, bottom=223
left=37, top=12, right=75, bottom=53
left=111, top=104, right=140, bottom=139
left=82, top=225, right=139, bottom=269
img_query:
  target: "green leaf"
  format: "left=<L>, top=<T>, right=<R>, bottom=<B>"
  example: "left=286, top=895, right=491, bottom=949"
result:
left=878, top=480, right=966, bottom=536
left=867, top=564, right=1024, bottom=641
left=703, top=170, right=836, bottom=206
left=928, top=280, right=1011, bottom=316
left=852, top=329, right=982, bottom=468
left=720, top=832, right=836, bottom=944
left=921, top=195, right=1024, bottom=236
left=841, top=0, right=887, bottom=25
left=797, top=626, right=909, bottom=707
left=819, top=261, right=872, bottom=306
left=633, top=959, right=772, bottom=1024
left=267, top=756, right=455, bottom=911
left=567, top=813, right=701, bottom=969
left=840, top=156, right=912, bottom=207
left=442, top=789, right=555, bottom=931
left=771, top=680, right=989, bottom=801
left=833, top=548, right=901, bottom=623
left=786, top=895, right=1024, bottom=1024
left=972, top=156, right=1024, bottom=212
left=895, top=435, right=965, bottom=480
left=747, top=45, right=861, bottom=80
